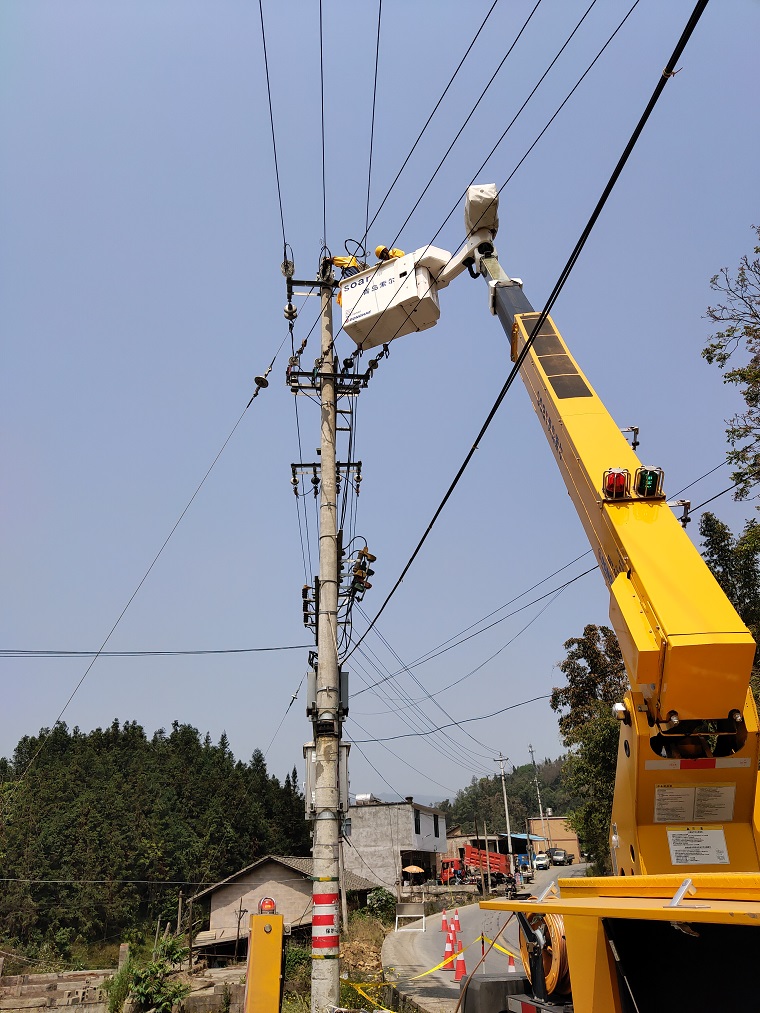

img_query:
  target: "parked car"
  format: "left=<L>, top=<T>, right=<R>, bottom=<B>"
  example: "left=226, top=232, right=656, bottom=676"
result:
left=565, top=853, right=575, bottom=865
left=551, top=849, right=568, bottom=866
left=534, top=852, right=550, bottom=870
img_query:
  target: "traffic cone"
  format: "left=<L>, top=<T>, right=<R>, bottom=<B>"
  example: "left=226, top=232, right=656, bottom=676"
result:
left=441, top=908, right=448, bottom=932
left=454, top=941, right=467, bottom=982
left=442, top=933, right=454, bottom=970
left=508, top=953, right=516, bottom=974
left=451, top=908, right=461, bottom=932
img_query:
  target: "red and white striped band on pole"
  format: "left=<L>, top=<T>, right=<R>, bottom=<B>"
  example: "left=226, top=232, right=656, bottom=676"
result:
left=312, top=890, right=340, bottom=954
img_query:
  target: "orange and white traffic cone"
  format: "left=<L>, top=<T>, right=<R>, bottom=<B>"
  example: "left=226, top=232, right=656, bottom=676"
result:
left=441, top=908, right=448, bottom=932
left=451, top=908, right=461, bottom=932
left=454, top=941, right=467, bottom=982
left=442, top=933, right=454, bottom=970
left=508, top=953, right=517, bottom=974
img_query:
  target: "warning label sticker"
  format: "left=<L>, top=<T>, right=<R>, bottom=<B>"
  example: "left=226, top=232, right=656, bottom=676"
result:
left=667, top=825, right=729, bottom=865
left=654, top=783, right=735, bottom=823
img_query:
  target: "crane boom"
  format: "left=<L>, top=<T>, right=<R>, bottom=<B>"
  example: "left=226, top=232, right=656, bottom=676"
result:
left=479, top=255, right=755, bottom=728
left=344, top=182, right=760, bottom=1005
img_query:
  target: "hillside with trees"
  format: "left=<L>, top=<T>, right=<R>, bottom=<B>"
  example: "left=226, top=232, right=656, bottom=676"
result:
left=437, top=756, right=578, bottom=836
left=0, top=720, right=308, bottom=962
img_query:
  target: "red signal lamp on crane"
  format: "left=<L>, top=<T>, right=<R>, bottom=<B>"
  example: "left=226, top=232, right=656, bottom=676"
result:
left=602, top=468, right=630, bottom=500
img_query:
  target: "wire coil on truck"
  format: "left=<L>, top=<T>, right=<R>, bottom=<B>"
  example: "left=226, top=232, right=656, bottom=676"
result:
left=518, top=909, right=571, bottom=995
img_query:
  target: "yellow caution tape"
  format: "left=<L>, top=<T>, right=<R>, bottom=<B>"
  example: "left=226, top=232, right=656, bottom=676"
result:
left=407, top=936, right=478, bottom=980
left=481, top=934, right=519, bottom=959
left=351, top=983, right=395, bottom=1012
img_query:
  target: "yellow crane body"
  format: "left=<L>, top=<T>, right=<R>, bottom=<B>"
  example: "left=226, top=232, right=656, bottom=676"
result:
left=476, top=255, right=760, bottom=1011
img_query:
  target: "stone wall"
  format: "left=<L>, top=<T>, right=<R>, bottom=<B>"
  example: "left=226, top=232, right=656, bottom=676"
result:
left=0, top=971, right=109, bottom=1013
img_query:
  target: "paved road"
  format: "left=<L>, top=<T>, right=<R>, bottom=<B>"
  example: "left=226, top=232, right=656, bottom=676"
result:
left=383, top=864, right=588, bottom=1013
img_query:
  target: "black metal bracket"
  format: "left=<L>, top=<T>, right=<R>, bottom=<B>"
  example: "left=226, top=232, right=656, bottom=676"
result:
left=515, top=911, right=549, bottom=1003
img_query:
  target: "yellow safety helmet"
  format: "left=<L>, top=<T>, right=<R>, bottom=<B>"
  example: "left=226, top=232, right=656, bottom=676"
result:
left=375, top=245, right=405, bottom=261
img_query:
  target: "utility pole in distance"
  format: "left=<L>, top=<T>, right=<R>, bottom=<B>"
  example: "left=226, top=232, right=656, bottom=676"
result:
left=494, top=754, right=514, bottom=874
left=528, top=743, right=549, bottom=851
left=311, top=259, right=342, bottom=1013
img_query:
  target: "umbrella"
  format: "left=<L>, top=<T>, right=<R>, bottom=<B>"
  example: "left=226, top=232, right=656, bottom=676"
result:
left=403, top=865, right=425, bottom=874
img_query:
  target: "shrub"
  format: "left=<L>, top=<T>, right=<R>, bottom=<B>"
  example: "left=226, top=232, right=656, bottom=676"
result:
left=103, top=960, right=135, bottom=1013
left=366, top=888, right=396, bottom=924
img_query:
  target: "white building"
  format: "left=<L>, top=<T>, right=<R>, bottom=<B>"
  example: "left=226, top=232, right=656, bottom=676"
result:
left=341, top=795, right=448, bottom=892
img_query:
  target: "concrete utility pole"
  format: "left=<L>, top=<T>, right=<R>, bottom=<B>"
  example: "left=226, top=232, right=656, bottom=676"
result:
left=495, top=754, right=514, bottom=873
left=528, top=743, right=549, bottom=850
left=311, top=263, right=342, bottom=1013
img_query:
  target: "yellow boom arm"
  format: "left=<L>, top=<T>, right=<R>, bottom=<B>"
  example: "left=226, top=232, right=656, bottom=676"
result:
left=480, top=254, right=760, bottom=877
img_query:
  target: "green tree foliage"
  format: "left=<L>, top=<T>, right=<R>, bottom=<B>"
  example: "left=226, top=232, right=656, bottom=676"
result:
left=550, top=625, right=627, bottom=872
left=0, top=720, right=310, bottom=953
left=365, top=888, right=396, bottom=924
left=702, top=225, right=760, bottom=498
left=700, top=511, right=760, bottom=701
left=437, top=757, right=577, bottom=835
left=129, top=939, right=190, bottom=1013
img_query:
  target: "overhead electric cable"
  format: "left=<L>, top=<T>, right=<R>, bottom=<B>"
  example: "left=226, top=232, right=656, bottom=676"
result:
left=671, top=460, right=727, bottom=498
left=319, top=0, right=327, bottom=245
left=356, top=607, right=501, bottom=758
left=362, top=0, right=501, bottom=245
left=350, top=694, right=552, bottom=744
left=690, top=482, right=741, bottom=514
left=351, top=645, right=494, bottom=775
left=349, top=638, right=495, bottom=775
left=346, top=717, right=461, bottom=794
left=354, top=578, right=585, bottom=719
left=385, top=0, right=591, bottom=253
left=397, top=549, right=593, bottom=669
left=6, top=338, right=293, bottom=797
left=345, top=0, right=709, bottom=663
left=264, top=673, right=307, bottom=759
left=326, top=0, right=642, bottom=365
left=343, top=735, right=406, bottom=801
left=257, top=0, right=287, bottom=252
left=364, top=0, right=383, bottom=242
left=0, top=645, right=310, bottom=658
left=353, top=564, right=597, bottom=696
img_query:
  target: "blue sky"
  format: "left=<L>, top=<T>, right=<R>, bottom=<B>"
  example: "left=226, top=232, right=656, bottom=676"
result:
left=2, top=0, right=759, bottom=805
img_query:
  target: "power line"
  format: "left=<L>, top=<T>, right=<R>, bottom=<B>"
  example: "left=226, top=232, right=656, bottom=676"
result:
left=346, top=717, right=461, bottom=795
left=350, top=693, right=552, bottom=744
left=353, top=565, right=596, bottom=697
left=345, top=0, right=709, bottom=664
left=384, top=0, right=591, bottom=254
left=319, top=0, right=327, bottom=245
left=1, top=644, right=310, bottom=659
left=364, top=0, right=383, bottom=243
left=691, top=482, right=740, bottom=514
left=361, top=0, right=501, bottom=247
left=263, top=673, right=306, bottom=760
left=354, top=574, right=590, bottom=718
left=356, top=632, right=500, bottom=765
left=672, top=460, right=727, bottom=498
left=319, top=0, right=642, bottom=410
left=257, top=0, right=287, bottom=253
left=350, top=645, right=493, bottom=776
left=6, top=340, right=294, bottom=797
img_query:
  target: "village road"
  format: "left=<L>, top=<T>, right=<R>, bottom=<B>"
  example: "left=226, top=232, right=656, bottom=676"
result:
left=382, top=864, right=588, bottom=1013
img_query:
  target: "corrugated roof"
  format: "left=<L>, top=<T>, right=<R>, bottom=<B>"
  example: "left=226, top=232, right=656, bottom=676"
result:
left=190, top=855, right=376, bottom=901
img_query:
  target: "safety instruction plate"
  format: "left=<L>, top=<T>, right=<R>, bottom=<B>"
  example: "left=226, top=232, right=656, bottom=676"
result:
left=654, top=782, right=735, bottom=823
left=667, top=825, right=729, bottom=865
